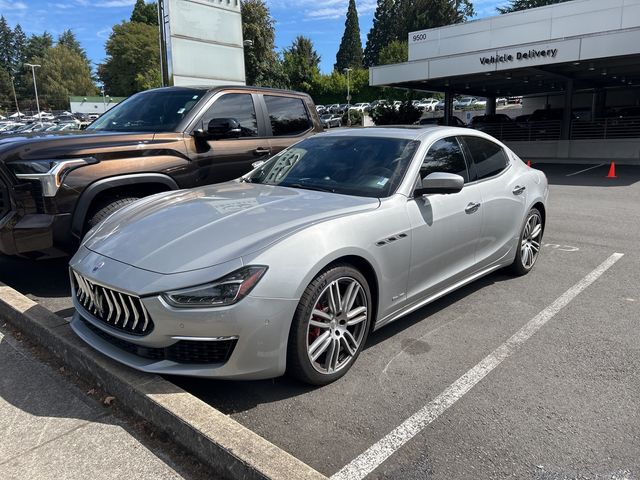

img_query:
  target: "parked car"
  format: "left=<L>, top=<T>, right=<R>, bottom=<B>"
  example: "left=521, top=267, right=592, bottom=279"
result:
left=415, top=116, right=467, bottom=127
left=327, top=104, right=341, bottom=114
left=457, top=97, right=478, bottom=109
left=470, top=114, right=515, bottom=136
left=351, top=103, right=371, bottom=113
left=392, top=101, right=403, bottom=110
left=320, top=114, right=342, bottom=128
left=68, top=127, right=548, bottom=385
left=369, top=100, right=388, bottom=109
left=417, top=98, right=439, bottom=112
left=0, top=86, right=323, bottom=257
left=497, top=97, right=508, bottom=106
left=316, top=105, right=326, bottom=115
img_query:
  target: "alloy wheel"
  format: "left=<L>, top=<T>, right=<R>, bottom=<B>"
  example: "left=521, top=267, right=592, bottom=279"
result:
left=306, top=277, right=368, bottom=375
left=521, top=212, right=543, bottom=269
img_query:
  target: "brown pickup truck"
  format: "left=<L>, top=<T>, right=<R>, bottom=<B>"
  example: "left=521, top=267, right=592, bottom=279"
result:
left=0, top=86, right=323, bottom=257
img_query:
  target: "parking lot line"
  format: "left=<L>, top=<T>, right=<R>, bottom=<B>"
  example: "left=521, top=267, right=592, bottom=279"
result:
left=331, top=252, right=624, bottom=480
left=566, top=163, right=605, bottom=177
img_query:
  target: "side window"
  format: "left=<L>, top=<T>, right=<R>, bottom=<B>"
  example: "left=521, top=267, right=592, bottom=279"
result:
left=420, top=137, right=469, bottom=183
left=462, top=136, right=509, bottom=180
left=201, top=93, right=258, bottom=137
left=264, top=95, right=312, bottom=136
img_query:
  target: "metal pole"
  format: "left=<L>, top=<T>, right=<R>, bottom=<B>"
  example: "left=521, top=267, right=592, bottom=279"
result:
left=343, top=67, right=352, bottom=126
left=10, top=76, right=20, bottom=116
left=101, top=86, right=106, bottom=112
left=25, top=63, right=42, bottom=125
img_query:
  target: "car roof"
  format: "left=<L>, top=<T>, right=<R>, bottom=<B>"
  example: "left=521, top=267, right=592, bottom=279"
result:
left=145, top=85, right=312, bottom=98
left=319, top=126, right=452, bottom=141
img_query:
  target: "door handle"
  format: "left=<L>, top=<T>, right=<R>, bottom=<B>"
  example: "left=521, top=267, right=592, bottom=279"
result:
left=254, top=147, right=270, bottom=156
left=465, top=202, right=481, bottom=214
left=512, top=185, right=526, bottom=195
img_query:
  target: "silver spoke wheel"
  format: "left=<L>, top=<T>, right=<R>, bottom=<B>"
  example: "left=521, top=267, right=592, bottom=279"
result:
left=520, top=212, right=542, bottom=269
left=306, top=277, right=368, bottom=375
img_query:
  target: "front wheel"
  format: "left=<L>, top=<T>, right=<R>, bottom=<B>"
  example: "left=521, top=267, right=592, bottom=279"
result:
left=510, top=207, right=543, bottom=276
left=287, top=265, right=372, bottom=385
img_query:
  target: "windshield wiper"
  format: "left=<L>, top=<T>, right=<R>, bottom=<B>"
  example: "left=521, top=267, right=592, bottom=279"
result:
left=284, top=183, right=335, bottom=193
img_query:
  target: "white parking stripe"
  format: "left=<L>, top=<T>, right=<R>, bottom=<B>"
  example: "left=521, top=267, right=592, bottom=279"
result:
left=566, top=163, right=605, bottom=176
left=331, top=252, right=624, bottom=480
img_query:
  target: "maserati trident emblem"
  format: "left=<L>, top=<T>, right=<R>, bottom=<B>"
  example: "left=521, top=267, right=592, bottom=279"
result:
left=92, top=261, right=105, bottom=273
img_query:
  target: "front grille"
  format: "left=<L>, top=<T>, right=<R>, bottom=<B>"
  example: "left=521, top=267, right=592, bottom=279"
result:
left=71, top=270, right=154, bottom=335
left=81, top=318, right=237, bottom=364
left=0, top=177, right=8, bottom=220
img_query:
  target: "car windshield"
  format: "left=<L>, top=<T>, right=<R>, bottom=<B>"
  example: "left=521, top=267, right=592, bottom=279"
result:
left=245, top=135, right=419, bottom=198
left=86, top=88, right=207, bottom=133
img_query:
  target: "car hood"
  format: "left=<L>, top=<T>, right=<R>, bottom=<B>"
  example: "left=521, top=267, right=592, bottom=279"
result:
left=83, top=181, right=380, bottom=274
left=0, top=131, right=161, bottom=164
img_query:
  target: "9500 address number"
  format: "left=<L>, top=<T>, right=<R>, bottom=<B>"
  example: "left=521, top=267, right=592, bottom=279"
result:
left=412, top=33, right=427, bottom=42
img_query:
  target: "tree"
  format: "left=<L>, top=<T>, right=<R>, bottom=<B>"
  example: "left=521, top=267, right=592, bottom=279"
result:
left=282, top=36, right=321, bottom=92
left=241, top=0, right=288, bottom=87
left=24, top=44, right=97, bottom=110
left=393, top=0, right=474, bottom=41
left=58, top=30, right=88, bottom=63
left=12, top=25, right=27, bottom=72
left=364, top=0, right=396, bottom=67
left=498, top=0, right=570, bottom=13
left=378, top=40, right=408, bottom=65
left=131, top=0, right=159, bottom=26
left=0, top=16, right=12, bottom=73
left=98, top=21, right=161, bottom=96
left=24, top=32, right=53, bottom=63
left=335, top=0, right=363, bottom=71
left=0, top=67, right=13, bottom=113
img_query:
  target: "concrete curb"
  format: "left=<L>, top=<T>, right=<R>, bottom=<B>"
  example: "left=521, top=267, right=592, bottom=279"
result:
left=0, top=283, right=327, bottom=480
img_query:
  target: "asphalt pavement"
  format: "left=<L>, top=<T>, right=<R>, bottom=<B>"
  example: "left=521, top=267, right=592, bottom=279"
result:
left=1, top=163, right=639, bottom=479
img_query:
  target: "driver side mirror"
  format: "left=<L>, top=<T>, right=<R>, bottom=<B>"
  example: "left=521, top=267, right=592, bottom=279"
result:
left=193, top=118, right=242, bottom=140
left=414, top=172, right=464, bottom=196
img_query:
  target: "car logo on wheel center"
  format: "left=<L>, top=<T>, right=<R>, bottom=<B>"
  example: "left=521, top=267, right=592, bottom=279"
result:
left=92, top=261, right=105, bottom=273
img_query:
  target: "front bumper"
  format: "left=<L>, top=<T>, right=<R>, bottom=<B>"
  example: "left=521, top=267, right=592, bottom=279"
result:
left=69, top=250, right=300, bottom=380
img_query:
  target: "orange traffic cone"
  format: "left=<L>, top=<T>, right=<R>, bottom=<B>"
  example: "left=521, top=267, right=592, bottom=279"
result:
left=606, top=161, right=617, bottom=178
left=527, top=160, right=531, bottom=168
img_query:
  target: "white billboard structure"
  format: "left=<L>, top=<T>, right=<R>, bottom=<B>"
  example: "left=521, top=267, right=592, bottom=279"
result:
left=159, top=0, right=246, bottom=87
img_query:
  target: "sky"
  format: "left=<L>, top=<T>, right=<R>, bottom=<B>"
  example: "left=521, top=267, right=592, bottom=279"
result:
left=1, top=0, right=509, bottom=74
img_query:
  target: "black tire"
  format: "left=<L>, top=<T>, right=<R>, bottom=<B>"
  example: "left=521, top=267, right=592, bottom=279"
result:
left=287, top=264, right=372, bottom=386
left=85, top=197, right=140, bottom=232
left=509, top=207, right=543, bottom=276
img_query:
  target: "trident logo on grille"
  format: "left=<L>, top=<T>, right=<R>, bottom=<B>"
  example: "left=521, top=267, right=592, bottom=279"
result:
left=92, top=261, right=105, bottom=273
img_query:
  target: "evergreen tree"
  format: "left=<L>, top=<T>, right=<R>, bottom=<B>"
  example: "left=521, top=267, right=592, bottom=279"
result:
left=131, top=0, right=159, bottom=26
left=241, top=0, right=288, bottom=87
left=0, top=16, right=12, bottom=73
left=24, top=32, right=54, bottom=63
left=282, top=36, right=320, bottom=92
left=12, top=25, right=27, bottom=71
left=335, top=0, right=363, bottom=71
left=364, top=0, right=396, bottom=67
left=498, top=0, right=570, bottom=13
left=98, top=21, right=161, bottom=96
left=393, top=0, right=474, bottom=41
left=58, top=29, right=90, bottom=68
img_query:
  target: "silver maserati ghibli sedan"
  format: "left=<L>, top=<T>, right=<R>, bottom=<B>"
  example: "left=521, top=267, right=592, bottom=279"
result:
left=69, top=127, right=548, bottom=385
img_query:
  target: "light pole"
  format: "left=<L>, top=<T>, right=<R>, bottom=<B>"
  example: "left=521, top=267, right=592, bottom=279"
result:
left=10, top=76, right=20, bottom=117
left=100, top=85, right=106, bottom=112
left=24, top=63, right=42, bottom=124
left=343, top=67, right=353, bottom=126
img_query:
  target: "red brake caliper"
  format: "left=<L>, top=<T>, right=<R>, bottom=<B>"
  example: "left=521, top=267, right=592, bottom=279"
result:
left=308, top=301, right=327, bottom=344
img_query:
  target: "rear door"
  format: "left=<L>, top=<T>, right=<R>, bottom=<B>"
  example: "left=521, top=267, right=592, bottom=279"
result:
left=459, top=135, right=527, bottom=269
left=261, top=94, right=316, bottom=155
left=405, top=136, right=483, bottom=301
left=188, top=92, right=272, bottom=186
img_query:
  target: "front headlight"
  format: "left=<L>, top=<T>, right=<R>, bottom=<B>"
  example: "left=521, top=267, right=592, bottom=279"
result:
left=163, top=266, right=268, bottom=308
left=8, top=158, right=97, bottom=197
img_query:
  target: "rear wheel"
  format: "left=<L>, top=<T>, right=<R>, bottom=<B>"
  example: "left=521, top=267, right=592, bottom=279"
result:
left=510, top=207, right=543, bottom=276
left=287, top=265, right=372, bottom=385
left=85, top=197, right=139, bottom=233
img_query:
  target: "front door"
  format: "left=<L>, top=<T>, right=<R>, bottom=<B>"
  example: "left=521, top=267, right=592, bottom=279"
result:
left=189, top=92, right=271, bottom=186
left=405, top=136, right=483, bottom=302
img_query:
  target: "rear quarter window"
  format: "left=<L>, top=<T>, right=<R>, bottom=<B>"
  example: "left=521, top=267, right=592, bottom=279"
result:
left=461, top=136, right=509, bottom=180
left=264, top=95, right=312, bottom=137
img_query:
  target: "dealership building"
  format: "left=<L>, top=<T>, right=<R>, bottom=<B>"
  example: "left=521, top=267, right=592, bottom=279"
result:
left=370, top=0, right=640, bottom=163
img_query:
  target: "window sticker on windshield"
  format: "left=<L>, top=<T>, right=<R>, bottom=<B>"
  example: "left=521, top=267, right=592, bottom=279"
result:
left=177, top=108, right=186, bottom=114
left=192, top=95, right=199, bottom=100
left=377, top=178, right=389, bottom=186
